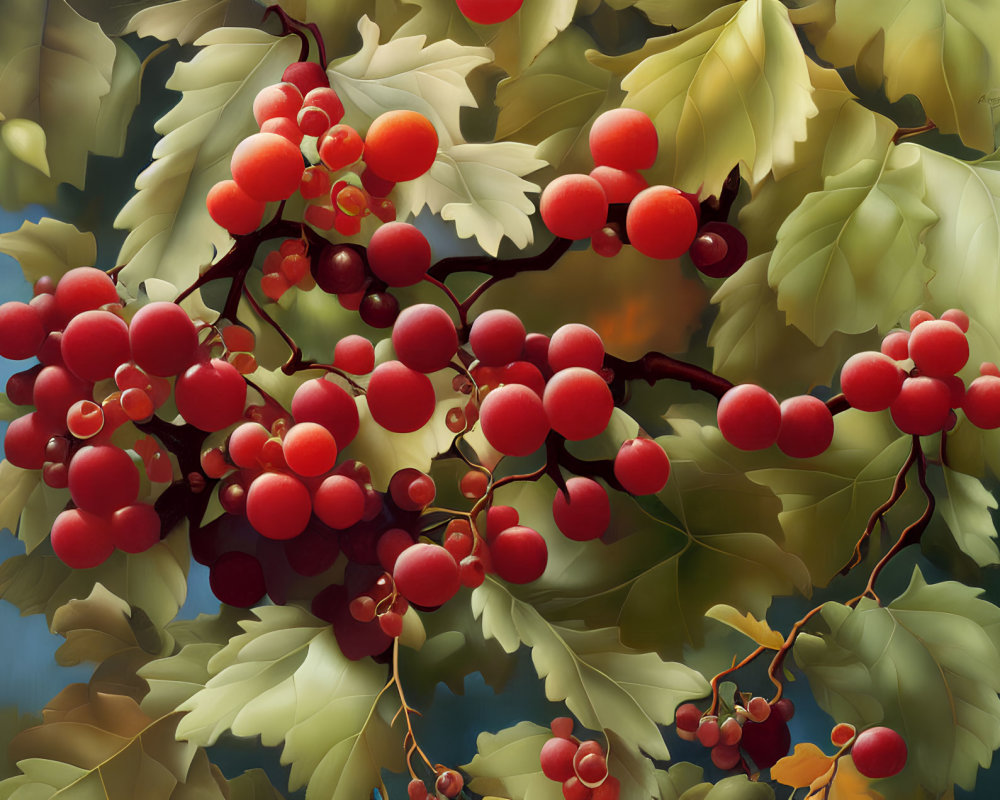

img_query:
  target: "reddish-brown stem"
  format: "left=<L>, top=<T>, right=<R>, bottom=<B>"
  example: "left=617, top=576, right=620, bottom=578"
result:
left=893, top=119, right=936, bottom=143
left=708, top=645, right=767, bottom=715
left=839, top=435, right=920, bottom=576
left=768, top=603, right=826, bottom=703
left=604, top=351, right=733, bottom=402
left=262, top=5, right=313, bottom=62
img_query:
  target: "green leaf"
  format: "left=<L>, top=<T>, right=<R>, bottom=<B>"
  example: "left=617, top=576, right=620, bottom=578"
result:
left=544, top=414, right=810, bottom=658
left=462, top=721, right=563, bottom=800
left=794, top=567, right=1000, bottom=793
left=708, top=253, right=873, bottom=396
left=114, top=28, right=300, bottom=289
left=605, top=0, right=735, bottom=29
left=588, top=0, right=817, bottom=198
left=0, top=217, right=97, bottom=284
left=935, top=466, right=1000, bottom=567
left=92, top=39, right=142, bottom=159
left=0, top=708, right=41, bottom=781
left=745, top=410, right=917, bottom=586
left=0, top=527, right=189, bottom=628
left=0, top=461, right=41, bottom=536
left=794, top=0, right=1000, bottom=153
left=0, top=119, right=50, bottom=175
left=398, top=586, right=516, bottom=703
left=767, top=143, right=937, bottom=344
left=495, top=27, right=621, bottom=176
left=0, top=0, right=116, bottom=189
left=480, top=0, right=576, bottom=78
left=473, top=578, right=709, bottom=762
left=655, top=763, right=706, bottom=800
left=327, top=15, right=491, bottom=147
left=228, top=768, right=287, bottom=800
left=17, top=480, right=70, bottom=554
left=174, top=605, right=404, bottom=799
left=51, top=583, right=143, bottom=667
left=123, top=0, right=238, bottom=44
left=737, top=60, right=897, bottom=257
left=395, top=140, right=545, bottom=255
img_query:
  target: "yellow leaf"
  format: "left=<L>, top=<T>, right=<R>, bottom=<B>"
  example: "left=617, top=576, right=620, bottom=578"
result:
left=806, top=756, right=884, bottom=800
left=771, top=742, right=834, bottom=788
left=0, top=118, right=50, bottom=175
left=704, top=604, right=785, bottom=649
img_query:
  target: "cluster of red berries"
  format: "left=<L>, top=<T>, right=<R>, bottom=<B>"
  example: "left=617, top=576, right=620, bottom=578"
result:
left=539, top=108, right=747, bottom=278
left=407, top=767, right=464, bottom=800
left=207, top=60, right=437, bottom=238
left=539, top=717, right=620, bottom=800
left=675, top=697, right=795, bottom=771
left=0, top=268, right=262, bottom=568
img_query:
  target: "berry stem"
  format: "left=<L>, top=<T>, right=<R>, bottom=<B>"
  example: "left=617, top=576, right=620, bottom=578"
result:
left=707, top=645, right=767, bottom=716
left=767, top=603, right=826, bottom=703
left=892, top=118, right=936, bottom=143
left=389, top=639, right=436, bottom=778
left=604, top=352, right=733, bottom=401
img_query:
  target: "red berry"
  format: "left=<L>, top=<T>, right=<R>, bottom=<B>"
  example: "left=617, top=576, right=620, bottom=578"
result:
left=850, top=727, right=907, bottom=779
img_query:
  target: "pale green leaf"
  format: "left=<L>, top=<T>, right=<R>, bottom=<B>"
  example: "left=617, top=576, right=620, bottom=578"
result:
left=462, top=723, right=659, bottom=800
left=394, top=140, right=544, bottom=255
left=140, top=642, right=230, bottom=719
left=91, top=39, right=142, bottom=159
left=50, top=583, right=157, bottom=668
left=327, top=15, right=491, bottom=147
left=794, top=567, right=1000, bottom=793
left=605, top=0, right=734, bottom=29
left=175, top=605, right=403, bottom=799
left=272, top=0, right=423, bottom=61
left=473, top=578, right=709, bottom=762
left=936, top=467, right=1000, bottom=567
left=113, top=28, right=300, bottom=289
left=795, top=0, right=1000, bottom=153
left=0, top=217, right=97, bottom=284
left=707, top=253, right=873, bottom=396
left=0, top=527, right=189, bottom=628
left=481, top=0, right=576, bottom=77
left=0, top=709, right=42, bottom=782
left=124, top=0, right=235, bottom=44
left=0, top=119, right=49, bottom=176
left=588, top=0, right=817, bottom=197
left=17, top=481, right=69, bottom=554
left=746, top=410, right=917, bottom=586
left=656, top=762, right=707, bottom=800
left=767, top=143, right=936, bottom=344
left=0, top=461, right=41, bottom=536
left=738, top=60, right=897, bottom=256
left=495, top=27, right=622, bottom=175
left=462, top=722, right=563, bottom=800
left=0, top=0, right=116, bottom=189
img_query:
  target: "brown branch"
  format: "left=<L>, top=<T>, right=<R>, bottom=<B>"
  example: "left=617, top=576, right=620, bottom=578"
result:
left=604, top=351, right=733, bottom=403
left=893, top=119, right=936, bottom=143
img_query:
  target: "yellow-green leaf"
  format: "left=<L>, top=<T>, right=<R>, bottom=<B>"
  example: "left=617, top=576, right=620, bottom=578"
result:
left=228, top=768, right=287, bottom=800
left=746, top=410, right=917, bottom=586
left=473, top=578, right=709, bottom=763
left=936, top=467, right=1000, bottom=567
left=17, top=480, right=69, bottom=553
left=462, top=722, right=564, bottom=800
left=794, top=567, right=1000, bottom=793
left=0, top=217, right=97, bottom=284
left=174, top=605, right=404, bottom=800
left=704, top=605, right=784, bottom=649
left=0, top=0, right=116, bottom=189
left=794, top=0, right=1000, bottom=153
left=0, top=527, right=189, bottom=628
left=0, top=460, right=41, bottom=536
left=114, top=28, right=300, bottom=290
left=588, top=0, right=817, bottom=197
left=124, top=0, right=235, bottom=45
left=0, top=119, right=50, bottom=175
left=92, top=39, right=142, bottom=159
left=767, top=143, right=936, bottom=344
left=481, top=0, right=576, bottom=78
left=738, top=60, right=897, bottom=256
left=708, top=252, right=873, bottom=396
left=605, top=0, right=735, bottom=29
left=495, top=27, right=622, bottom=175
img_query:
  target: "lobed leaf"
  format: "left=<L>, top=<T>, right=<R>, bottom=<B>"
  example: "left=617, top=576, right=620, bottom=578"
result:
left=793, top=567, right=1000, bottom=793
left=746, top=410, right=918, bottom=587
left=0, top=217, right=97, bottom=285
left=588, top=0, right=817, bottom=198
left=327, top=15, right=491, bottom=147
left=793, top=0, right=1000, bottom=153
left=174, top=605, right=403, bottom=800
left=0, top=0, right=116, bottom=191
left=704, top=605, right=784, bottom=650
left=114, top=28, right=300, bottom=289
left=935, top=466, right=1000, bottom=567
left=605, top=0, right=737, bottom=29
left=473, top=578, right=709, bottom=762
left=0, top=527, right=189, bottom=629
left=0, top=461, right=41, bottom=537
left=767, top=143, right=936, bottom=344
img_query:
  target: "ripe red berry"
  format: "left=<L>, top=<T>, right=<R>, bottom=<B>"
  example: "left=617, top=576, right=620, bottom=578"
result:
left=850, top=727, right=907, bottom=779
